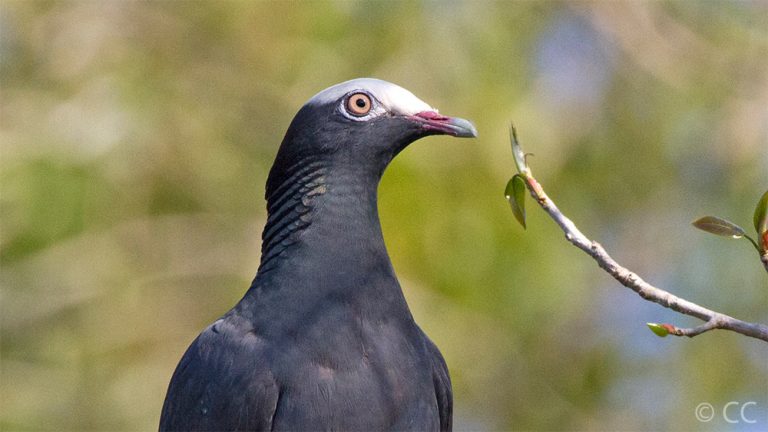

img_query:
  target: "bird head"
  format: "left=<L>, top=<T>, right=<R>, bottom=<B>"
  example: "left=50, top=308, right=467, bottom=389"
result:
left=272, top=78, right=477, bottom=176
left=260, top=79, right=476, bottom=270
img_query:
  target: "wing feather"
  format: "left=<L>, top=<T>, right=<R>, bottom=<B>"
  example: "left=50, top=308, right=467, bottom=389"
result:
left=159, top=320, right=279, bottom=432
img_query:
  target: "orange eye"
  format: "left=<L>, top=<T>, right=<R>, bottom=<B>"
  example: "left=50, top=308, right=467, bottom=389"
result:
left=346, top=93, right=372, bottom=116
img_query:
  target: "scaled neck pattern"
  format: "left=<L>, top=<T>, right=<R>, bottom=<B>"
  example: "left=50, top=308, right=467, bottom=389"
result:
left=257, top=155, right=328, bottom=274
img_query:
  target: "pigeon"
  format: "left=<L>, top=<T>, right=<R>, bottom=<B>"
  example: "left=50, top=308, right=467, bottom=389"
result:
left=159, top=78, right=477, bottom=432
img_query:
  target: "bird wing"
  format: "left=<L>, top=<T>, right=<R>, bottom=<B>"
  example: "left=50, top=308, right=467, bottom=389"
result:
left=159, top=319, right=279, bottom=432
left=421, top=329, right=453, bottom=432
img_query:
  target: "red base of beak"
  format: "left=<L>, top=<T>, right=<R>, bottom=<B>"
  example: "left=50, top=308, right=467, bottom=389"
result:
left=412, top=111, right=478, bottom=138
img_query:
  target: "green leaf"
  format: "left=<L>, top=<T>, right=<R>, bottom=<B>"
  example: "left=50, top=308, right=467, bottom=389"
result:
left=754, top=190, right=768, bottom=237
left=647, top=323, right=669, bottom=338
left=692, top=216, right=746, bottom=238
left=509, top=124, right=527, bottom=174
left=505, top=174, right=527, bottom=229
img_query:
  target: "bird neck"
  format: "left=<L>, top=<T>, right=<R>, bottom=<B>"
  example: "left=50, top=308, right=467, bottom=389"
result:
left=256, top=155, right=395, bottom=284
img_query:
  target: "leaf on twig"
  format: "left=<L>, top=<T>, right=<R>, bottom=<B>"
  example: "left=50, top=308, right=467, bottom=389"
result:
left=754, top=190, right=768, bottom=240
left=692, top=216, right=746, bottom=238
left=647, top=323, right=669, bottom=337
left=505, top=174, right=527, bottom=229
left=509, top=124, right=527, bottom=174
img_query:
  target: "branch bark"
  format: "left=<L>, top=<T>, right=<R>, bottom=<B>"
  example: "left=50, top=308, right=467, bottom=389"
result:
left=508, top=127, right=768, bottom=342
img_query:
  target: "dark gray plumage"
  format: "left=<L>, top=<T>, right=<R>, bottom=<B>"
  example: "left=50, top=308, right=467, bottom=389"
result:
left=159, top=78, right=477, bottom=432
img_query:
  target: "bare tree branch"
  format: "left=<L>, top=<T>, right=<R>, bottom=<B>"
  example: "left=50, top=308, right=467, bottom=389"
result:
left=508, top=126, right=768, bottom=342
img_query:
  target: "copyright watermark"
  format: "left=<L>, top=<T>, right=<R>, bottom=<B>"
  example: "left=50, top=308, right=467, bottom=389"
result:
left=695, top=401, right=760, bottom=424
left=694, top=402, right=715, bottom=422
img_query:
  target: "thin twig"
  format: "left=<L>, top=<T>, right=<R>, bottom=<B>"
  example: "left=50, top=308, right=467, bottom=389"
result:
left=510, top=126, right=768, bottom=342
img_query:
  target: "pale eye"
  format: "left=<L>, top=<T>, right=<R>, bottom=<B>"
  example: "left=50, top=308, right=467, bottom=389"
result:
left=345, top=93, right=372, bottom=117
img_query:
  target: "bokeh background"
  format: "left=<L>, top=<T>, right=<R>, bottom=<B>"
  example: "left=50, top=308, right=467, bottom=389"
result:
left=2, top=1, right=767, bottom=431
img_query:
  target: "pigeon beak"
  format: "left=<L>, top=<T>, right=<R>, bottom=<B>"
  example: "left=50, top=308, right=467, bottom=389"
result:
left=411, top=111, right=478, bottom=138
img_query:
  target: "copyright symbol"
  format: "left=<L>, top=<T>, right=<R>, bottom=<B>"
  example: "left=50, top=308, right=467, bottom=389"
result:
left=695, top=402, right=715, bottom=422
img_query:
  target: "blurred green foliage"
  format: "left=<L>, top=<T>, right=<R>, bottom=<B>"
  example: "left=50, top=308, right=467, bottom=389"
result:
left=1, top=1, right=767, bottom=431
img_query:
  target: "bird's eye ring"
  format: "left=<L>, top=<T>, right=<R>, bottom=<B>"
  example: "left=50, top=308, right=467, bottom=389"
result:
left=345, top=93, right=372, bottom=117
